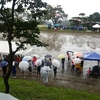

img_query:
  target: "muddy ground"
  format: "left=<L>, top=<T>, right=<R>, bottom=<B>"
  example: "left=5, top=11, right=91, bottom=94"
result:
left=0, top=63, right=100, bottom=95
left=10, top=66, right=100, bottom=95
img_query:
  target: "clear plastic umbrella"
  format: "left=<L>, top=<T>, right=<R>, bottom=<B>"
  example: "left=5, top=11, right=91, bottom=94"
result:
left=52, top=59, right=60, bottom=68
left=35, top=59, right=42, bottom=67
left=22, top=56, right=32, bottom=61
left=73, top=57, right=81, bottom=64
left=19, top=61, right=29, bottom=71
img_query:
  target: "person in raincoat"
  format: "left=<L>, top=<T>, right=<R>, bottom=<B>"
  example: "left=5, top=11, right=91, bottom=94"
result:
left=40, top=66, right=51, bottom=84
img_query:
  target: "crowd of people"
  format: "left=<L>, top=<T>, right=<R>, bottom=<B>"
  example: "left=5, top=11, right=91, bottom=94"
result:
left=0, top=54, right=65, bottom=84
left=0, top=51, right=95, bottom=84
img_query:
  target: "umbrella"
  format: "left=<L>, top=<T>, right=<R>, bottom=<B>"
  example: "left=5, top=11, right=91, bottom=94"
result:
left=52, top=59, right=60, bottom=68
left=0, top=61, right=8, bottom=67
left=44, top=54, right=52, bottom=58
left=19, top=61, right=29, bottom=71
left=22, top=56, right=32, bottom=61
left=74, top=52, right=83, bottom=57
left=0, top=93, right=18, bottom=100
left=35, top=59, right=42, bottom=67
left=58, top=54, right=65, bottom=59
left=41, top=66, right=51, bottom=72
left=73, top=57, right=81, bottom=64
left=66, top=51, right=74, bottom=55
left=32, top=54, right=39, bottom=58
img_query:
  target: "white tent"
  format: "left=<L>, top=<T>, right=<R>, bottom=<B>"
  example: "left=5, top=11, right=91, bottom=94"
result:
left=0, top=41, right=23, bottom=55
left=92, top=24, right=100, bottom=28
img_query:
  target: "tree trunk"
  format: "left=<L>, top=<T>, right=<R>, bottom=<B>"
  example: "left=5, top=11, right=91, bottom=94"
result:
left=3, top=76, right=9, bottom=93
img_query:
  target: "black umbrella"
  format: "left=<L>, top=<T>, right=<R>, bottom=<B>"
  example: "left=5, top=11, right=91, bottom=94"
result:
left=44, top=54, right=52, bottom=58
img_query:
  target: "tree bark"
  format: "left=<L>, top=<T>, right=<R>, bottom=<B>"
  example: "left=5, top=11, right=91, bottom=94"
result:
left=3, top=76, right=9, bottom=93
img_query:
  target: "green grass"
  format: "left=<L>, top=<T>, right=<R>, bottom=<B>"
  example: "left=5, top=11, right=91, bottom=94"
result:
left=0, top=78, right=100, bottom=100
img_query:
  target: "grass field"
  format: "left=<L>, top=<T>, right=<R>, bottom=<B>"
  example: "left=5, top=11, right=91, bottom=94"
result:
left=0, top=78, right=100, bottom=100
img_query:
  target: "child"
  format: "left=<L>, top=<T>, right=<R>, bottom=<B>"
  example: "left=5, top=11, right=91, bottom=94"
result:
left=87, top=67, right=91, bottom=78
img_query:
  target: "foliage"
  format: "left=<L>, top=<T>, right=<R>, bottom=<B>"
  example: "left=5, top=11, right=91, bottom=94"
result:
left=44, top=4, right=68, bottom=25
left=0, top=0, right=48, bottom=93
left=70, top=12, right=100, bottom=30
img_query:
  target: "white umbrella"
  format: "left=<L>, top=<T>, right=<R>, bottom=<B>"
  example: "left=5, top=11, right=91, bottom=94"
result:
left=22, top=56, right=32, bottom=61
left=73, top=58, right=81, bottom=64
left=19, top=61, right=29, bottom=71
left=0, top=93, right=18, bottom=100
left=32, top=54, right=39, bottom=58
left=35, top=59, right=42, bottom=67
left=52, top=59, right=60, bottom=68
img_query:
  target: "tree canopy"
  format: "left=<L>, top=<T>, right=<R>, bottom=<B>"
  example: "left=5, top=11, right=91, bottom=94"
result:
left=44, top=4, right=68, bottom=25
left=0, top=0, right=48, bottom=93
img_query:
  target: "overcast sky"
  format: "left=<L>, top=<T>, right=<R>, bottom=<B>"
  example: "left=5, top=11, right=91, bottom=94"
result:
left=42, top=0, right=100, bottom=19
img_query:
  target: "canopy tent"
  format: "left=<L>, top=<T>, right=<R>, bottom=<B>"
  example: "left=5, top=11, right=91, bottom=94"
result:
left=84, top=52, right=100, bottom=61
left=83, top=52, right=100, bottom=66
left=92, top=24, right=100, bottom=28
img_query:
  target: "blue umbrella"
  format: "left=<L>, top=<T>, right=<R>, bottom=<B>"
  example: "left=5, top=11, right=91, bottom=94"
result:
left=0, top=61, right=8, bottom=67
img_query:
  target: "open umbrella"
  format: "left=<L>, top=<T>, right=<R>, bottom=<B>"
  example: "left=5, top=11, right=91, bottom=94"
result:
left=74, top=52, right=83, bottom=57
left=0, top=93, right=18, bottom=100
left=44, top=54, right=52, bottom=58
left=22, top=56, right=32, bottom=61
left=52, top=59, right=60, bottom=68
left=35, top=59, right=42, bottom=67
left=66, top=51, right=74, bottom=55
left=19, top=61, right=29, bottom=71
left=73, top=57, right=81, bottom=64
left=0, top=61, right=8, bottom=67
left=58, top=54, right=65, bottom=59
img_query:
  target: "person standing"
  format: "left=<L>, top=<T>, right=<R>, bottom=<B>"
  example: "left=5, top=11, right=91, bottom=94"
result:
left=12, top=59, right=17, bottom=78
left=71, top=58, right=75, bottom=71
left=67, top=52, right=70, bottom=62
left=28, top=60, right=33, bottom=74
left=32, top=56, right=37, bottom=67
left=61, top=58, right=65, bottom=69
left=53, top=65, right=57, bottom=76
left=40, top=66, right=51, bottom=85
left=87, top=67, right=92, bottom=78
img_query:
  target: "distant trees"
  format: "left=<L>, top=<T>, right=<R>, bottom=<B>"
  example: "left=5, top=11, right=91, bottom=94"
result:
left=70, top=12, right=100, bottom=30
left=44, top=4, right=68, bottom=25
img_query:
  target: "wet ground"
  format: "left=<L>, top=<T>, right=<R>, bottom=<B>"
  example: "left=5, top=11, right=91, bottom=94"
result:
left=0, top=62, right=100, bottom=94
